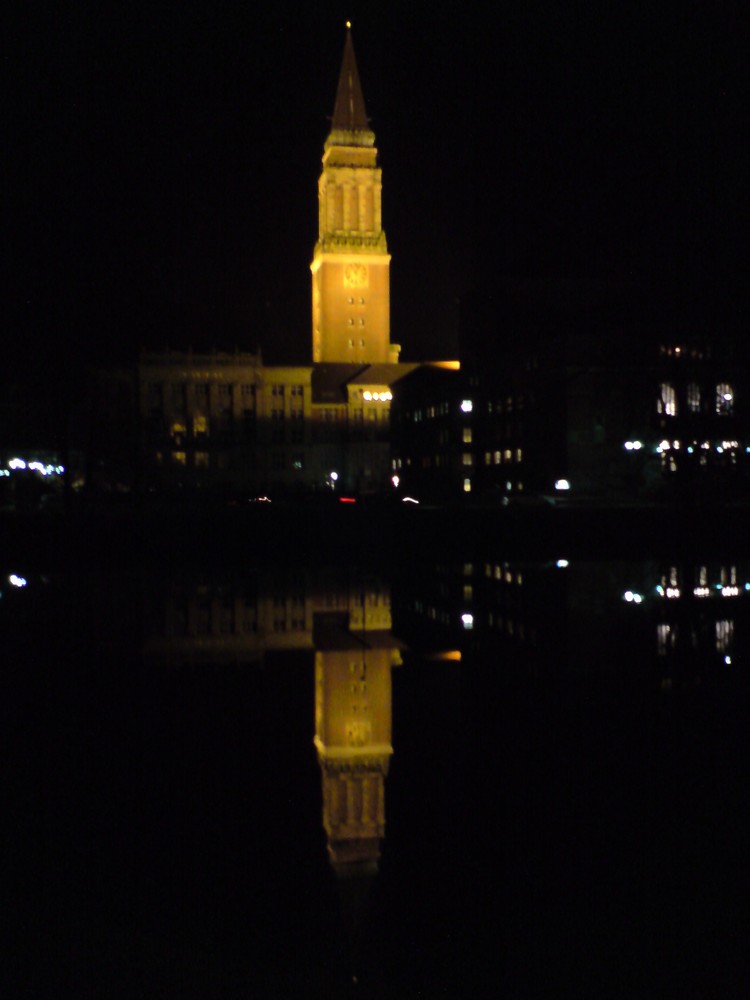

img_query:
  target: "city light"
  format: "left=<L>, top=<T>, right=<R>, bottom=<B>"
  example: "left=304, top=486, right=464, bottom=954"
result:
left=363, top=390, right=392, bottom=402
left=460, top=400, right=473, bottom=413
left=554, top=479, right=570, bottom=491
left=624, top=440, right=643, bottom=451
left=461, top=613, right=473, bottom=629
left=623, top=591, right=644, bottom=604
left=556, top=559, right=569, bottom=568
left=9, top=575, right=28, bottom=588
left=391, top=475, right=400, bottom=488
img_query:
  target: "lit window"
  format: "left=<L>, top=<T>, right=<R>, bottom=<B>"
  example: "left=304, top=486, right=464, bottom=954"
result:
left=463, top=427, right=472, bottom=443
left=170, top=421, right=187, bottom=439
left=716, top=383, right=734, bottom=415
left=658, top=383, right=677, bottom=417
left=172, top=451, right=186, bottom=465
left=657, top=623, right=675, bottom=655
left=194, top=451, right=209, bottom=467
left=687, top=383, right=701, bottom=413
left=462, top=453, right=473, bottom=466
left=463, top=478, right=472, bottom=492
left=193, top=415, right=208, bottom=436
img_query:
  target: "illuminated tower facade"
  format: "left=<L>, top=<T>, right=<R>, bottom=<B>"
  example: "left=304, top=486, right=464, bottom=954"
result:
left=311, top=25, right=398, bottom=365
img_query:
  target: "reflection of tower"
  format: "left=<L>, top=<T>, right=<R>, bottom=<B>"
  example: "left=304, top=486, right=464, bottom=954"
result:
left=311, top=24, right=397, bottom=365
left=313, top=605, right=402, bottom=980
left=315, top=644, right=395, bottom=870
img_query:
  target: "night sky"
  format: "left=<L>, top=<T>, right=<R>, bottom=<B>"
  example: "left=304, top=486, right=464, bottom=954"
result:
left=5, top=3, right=746, bottom=380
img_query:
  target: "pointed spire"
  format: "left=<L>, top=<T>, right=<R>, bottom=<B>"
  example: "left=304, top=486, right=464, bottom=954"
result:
left=331, top=22, right=370, bottom=132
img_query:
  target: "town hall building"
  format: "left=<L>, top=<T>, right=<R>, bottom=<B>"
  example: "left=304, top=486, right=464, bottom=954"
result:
left=108, top=25, right=442, bottom=499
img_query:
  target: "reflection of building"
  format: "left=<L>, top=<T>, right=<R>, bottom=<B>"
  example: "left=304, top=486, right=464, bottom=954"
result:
left=92, top=27, right=455, bottom=498
left=393, top=552, right=750, bottom=683
left=314, top=629, right=400, bottom=872
left=142, top=568, right=395, bottom=666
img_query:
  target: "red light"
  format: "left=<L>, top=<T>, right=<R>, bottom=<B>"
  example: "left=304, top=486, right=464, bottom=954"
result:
left=339, top=497, right=357, bottom=503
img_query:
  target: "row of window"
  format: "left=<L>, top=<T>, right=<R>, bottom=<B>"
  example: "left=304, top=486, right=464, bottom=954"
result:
left=658, top=382, right=734, bottom=417
left=484, top=449, right=523, bottom=465
left=146, top=382, right=305, bottom=404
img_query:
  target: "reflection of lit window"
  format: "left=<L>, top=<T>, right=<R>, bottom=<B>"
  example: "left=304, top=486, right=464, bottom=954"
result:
left=687, top=383, right=701, bottom=413
left=657, top=623, right=675, bottom=655
left=194, top=452, right=209, bottom=468
left=658, top=383, right=677, bottom=416
left=716, top=619, right=734, bottom=652
left=170, top=421, right=187, bottom=439
left=716, top=383, right=734, bottom=414
left=193, top=415, right=208, bottom=436
left=172, top=451, right=186, bottom=465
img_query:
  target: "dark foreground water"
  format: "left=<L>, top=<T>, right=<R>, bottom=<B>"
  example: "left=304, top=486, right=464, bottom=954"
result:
left=4, top=513, right=750, bottom=997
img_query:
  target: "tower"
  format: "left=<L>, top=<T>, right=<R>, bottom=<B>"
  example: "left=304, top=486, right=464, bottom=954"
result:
left=311, top=25, right=398, bottom=365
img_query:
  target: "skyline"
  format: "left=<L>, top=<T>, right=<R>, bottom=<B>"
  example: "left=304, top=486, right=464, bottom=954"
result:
left=6, top=5, right=745, bottom=379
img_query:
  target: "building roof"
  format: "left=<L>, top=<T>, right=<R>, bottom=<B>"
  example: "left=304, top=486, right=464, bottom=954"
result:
left=331, top=24, right=370, bottom=133
left=347, top=363, right=422, bottom=387
left=311, top=363, right=423, bottom=403
left=311, top=364, right=369, bottom=403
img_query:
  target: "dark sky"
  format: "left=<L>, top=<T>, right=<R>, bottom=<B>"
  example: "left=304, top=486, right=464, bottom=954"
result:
left=4, top=3, right=746, bottom=377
